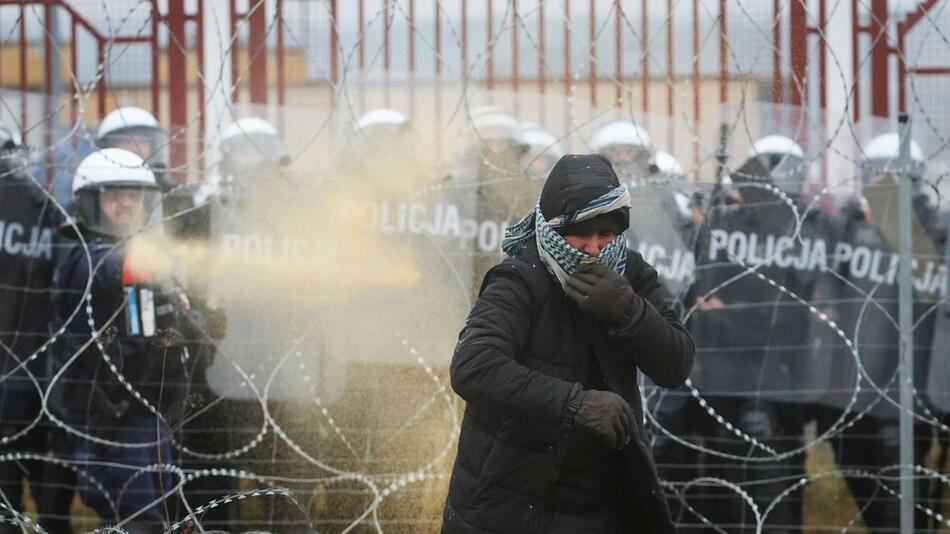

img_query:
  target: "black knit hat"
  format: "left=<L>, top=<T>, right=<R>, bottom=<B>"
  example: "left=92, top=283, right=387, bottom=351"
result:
left=540, top=154, right=630, bottom=233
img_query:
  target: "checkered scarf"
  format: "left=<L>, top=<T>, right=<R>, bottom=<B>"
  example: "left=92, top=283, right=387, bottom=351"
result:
left=502, top=184, right=631, bottom=289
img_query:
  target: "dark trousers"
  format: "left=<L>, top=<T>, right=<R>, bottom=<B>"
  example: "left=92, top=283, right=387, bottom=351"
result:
left=0, top=393, right=74, bottom=534
left=815, top=407, right=935, bottom=534
left=74, top=416, right=176, bottom=532
left=651, top=395, right=806, bottom=533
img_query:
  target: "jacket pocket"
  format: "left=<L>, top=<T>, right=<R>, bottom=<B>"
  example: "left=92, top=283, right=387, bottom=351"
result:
left=469, top=440, right=553, bottom=533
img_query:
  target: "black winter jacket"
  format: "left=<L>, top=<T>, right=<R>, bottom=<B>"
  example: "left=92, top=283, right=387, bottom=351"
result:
left=443, top=243, right=695, bottom=533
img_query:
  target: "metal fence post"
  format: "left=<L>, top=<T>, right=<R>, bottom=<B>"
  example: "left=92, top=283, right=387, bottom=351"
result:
left=897, top=112, right=915, bottom=534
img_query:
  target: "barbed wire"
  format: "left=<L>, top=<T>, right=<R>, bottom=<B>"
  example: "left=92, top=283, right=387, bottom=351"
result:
left=1, top=0, right=950, bottom=532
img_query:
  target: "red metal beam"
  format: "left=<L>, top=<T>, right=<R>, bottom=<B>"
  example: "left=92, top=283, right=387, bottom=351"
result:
left=151, top=0, right=160, bottom=119
left=589, top=0, right=596, bottom=106
left=383, top=0, right=391, bottom=107
left=869, top=0, right=888, bottom=117
left=667, top=0, right=673, bottom=119
left=96, top=40, right=105, bottom=119
left=563, top=0, right=571, bottom=97
left=719, top=0, right=727, bottom=104
left=384, top=0, right=391, bottom=72
left=229, top=0, right=239, bottom=103
left=409, top=0, right=416, bottom=74
left=789, top=0, right=807, bottom=106
left=615, top=1, right=622, bottom=107
left=435, top=0, right=442, bottom=77
left=820, top=0, right=827, bottom=109
left=70, top=17, right=77, bottom=133
left=772, top=0, right=782, bottom=103
left=899, top=0, right=941, bottom=34
left=435, top=0, right=441, bottom=129
left=43, top=2, right=52, bottom=99
left=247, top=0, right=268, bottom=105
left=692, top=0, right=700, bottom=181
left=512, top=0, right=519, bottom=93
left=276, top=0, right=285, bottom=109
left=692, top=0, right=700, bottom=121
left=487, top=0, right=494, bottom=89
left=109, top=36, right=152, bottom=44
left=20, top=3, right=28, bottom=129
left=639, top=0, right=647, bottom=111
left=330, top=0, right=339, bottom=84
left=461, top=0, right=467, bottom=72
left=358, top=0, right=365, bottom=70
left=410, top=0, right=416, bottom=117
left=538, top=0, right=545, bottom=96
left=166, top=0, right=188, bottom=183
left=196, top=1, right=206, bottom=156
left=851, top=0, right=859, bottom=121
left=908, top=66, right=950, bottom=75
left=44, top=1, right=53, bottom=184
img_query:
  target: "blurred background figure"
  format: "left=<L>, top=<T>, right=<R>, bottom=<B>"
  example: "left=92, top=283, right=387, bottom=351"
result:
left=339, top=108, right=419, bottom=193
left=0, top=121, right=72, bottom=533
left=589, top=119, right=656, bottom=184
left=455, top=106, right=536, bottom=295
left=464, top=106, right=529, bottom=173
left=521, top=123, right=565, bottom=181
left=815, top=131, right=946, bottom=533
left=650, top=151, right=696, bottom=243
left=744, top=135, right=809, bottom=202
left=96, top=107, right=171, bottom=190
left=670, top=135, right=836, bottom=533
left=215, top=117, right=289, bottom=202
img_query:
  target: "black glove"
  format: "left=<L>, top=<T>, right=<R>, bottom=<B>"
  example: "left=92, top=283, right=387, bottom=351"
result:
left=564, top=264, right=641, bottom=325
left=571, top=388, right=637, bottom=451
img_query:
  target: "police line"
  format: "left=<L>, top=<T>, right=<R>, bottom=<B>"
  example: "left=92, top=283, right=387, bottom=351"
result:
left=216, top=201, right=950, bottom=299
left=706, top=228, right=948, bottom=297
left=214, top=199, right=512, bottom=262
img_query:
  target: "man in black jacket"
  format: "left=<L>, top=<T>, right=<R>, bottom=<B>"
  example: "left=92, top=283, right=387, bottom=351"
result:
left=442, top=154, right=695, bottom=533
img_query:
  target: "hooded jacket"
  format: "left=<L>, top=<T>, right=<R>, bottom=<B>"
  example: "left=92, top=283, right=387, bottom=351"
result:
left=443, top=155, right=695, bottom=533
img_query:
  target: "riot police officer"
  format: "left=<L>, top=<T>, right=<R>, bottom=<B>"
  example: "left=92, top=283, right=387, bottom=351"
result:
left=456, top=107, right=535, bottom=295
left=588, top=119, right=656, bottom=184
left=588, top=122, right=692, bottom=299
left=0, top=122, right=73, bottom=533
left=52, top=148, right=205, bottom=532
left=679, top=135, right=836, bottom=532
left=96, top=107, right=171, bottom=188
left=816, top=132, right=946, bottom=533
left=521, top=123, right=565, bottom=181
left=339, top=108, right=422, bottom=196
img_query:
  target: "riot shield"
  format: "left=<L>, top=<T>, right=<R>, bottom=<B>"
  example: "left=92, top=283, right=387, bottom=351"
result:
left=685, top=103, right=843, bottom=405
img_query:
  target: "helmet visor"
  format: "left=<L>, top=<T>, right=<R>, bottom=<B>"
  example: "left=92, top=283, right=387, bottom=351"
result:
left=861, top=158, right=924, bottom=188
left=762, top=153, right=808, bottom=198
left=98, top=125, right=169, bottom=171
left=75, top=185, right=163, bottom=237
left=220, top=132, right=286, bottom=171
left=603, top=144, right=655, bottom=182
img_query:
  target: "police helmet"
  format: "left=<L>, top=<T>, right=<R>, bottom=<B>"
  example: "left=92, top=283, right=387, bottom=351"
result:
left=589, top=120, right=655, bottom=182
left=0, top=121, right=28, bottom=178
left=72, top=148, right=163, bottom=237
left=97, top=107, right=169, bottom=185
left=521, top=123, right=565, bottom=180
left=218, top=117, right=288, bottom=183
left=861, top=133, right=925, bottom=186
left=745, top=135, right=808, bottom=198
